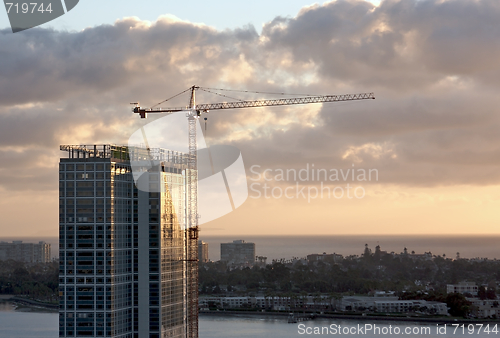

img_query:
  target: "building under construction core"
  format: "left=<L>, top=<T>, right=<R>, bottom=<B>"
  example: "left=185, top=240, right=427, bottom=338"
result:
left=59, top=144, right=198, bottom=338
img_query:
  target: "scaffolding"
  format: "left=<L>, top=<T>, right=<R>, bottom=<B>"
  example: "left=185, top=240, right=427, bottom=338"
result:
left=186, top=115, right=199, bottom=338
left=186, top=226, right=199, bottom=338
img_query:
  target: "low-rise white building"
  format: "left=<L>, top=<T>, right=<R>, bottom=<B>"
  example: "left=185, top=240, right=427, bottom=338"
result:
left=200, top=295, right=448, bottom=315
left=447, top=282, right=478, bottom=296
left=199, top=295, right=330, bottom=311
left=341, top=296, right=448, bottom=315
left=467, top=298, right=500, bottom=318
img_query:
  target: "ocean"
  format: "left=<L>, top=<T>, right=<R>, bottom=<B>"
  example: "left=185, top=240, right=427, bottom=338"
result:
left=1, top=234, right=499, bottom=262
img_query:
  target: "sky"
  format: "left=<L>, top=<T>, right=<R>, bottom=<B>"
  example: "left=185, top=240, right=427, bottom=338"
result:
left=0, top=0, right=378, bottom=33
left=1, top=0, right=500, bottom=238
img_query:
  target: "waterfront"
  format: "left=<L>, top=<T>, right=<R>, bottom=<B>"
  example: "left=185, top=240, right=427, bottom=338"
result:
left=202, top=235, right=500, bottom=262
left=0, top=302, right=498, bottom=337
left=3, top=235, right=500, bottom=262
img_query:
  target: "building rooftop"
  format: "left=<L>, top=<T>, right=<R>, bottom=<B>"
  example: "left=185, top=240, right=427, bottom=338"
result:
left=60, top=144, right=192, bottom=163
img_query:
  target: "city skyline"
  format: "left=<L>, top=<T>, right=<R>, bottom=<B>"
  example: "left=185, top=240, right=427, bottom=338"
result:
left=2, top=0, right=500, bottom=237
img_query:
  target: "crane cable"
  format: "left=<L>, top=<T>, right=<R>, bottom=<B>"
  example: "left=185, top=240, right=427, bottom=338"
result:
left=150, top=87, right=192, bottom=108
left=150, top=86, right=248, bottom=109
left=197, top=87, right=246, bottom=102
left=199, top=86, right=319, bottom=97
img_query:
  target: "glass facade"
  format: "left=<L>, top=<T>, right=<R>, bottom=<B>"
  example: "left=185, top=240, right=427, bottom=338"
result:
left=59, top=145, right=190, bottom=338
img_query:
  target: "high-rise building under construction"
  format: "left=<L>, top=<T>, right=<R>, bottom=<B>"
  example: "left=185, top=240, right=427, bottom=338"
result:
left=59, top=144, right=198, bottom=338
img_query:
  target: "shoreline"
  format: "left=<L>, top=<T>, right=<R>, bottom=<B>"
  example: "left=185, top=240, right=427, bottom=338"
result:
left=0, top=295, right=58, bottom=312
left=200, top=310, right=500, bottom=324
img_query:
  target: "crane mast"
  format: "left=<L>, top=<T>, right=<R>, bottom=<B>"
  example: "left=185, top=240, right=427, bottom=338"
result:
left=186, top=87, right=199, bottom=338
left=132, top=85, right=374, bottom=338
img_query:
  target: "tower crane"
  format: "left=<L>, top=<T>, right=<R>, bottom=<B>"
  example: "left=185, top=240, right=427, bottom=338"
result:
left=131, top=85, right=375, bottom=338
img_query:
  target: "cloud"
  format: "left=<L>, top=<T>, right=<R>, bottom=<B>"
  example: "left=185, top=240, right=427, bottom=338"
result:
left=342, top=142, right=396, bottom=163
left=1, top=0, right=500, bottom=195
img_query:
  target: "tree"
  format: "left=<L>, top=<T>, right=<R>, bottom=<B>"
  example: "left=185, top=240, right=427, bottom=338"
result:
left=446, top=293, right=471, bottom=318
left=486, top=288, right=497, bottom=300
left=374, top=245, right=381, bottom=261
left=478, top=286, right=487, bottom=300
left=363, top=244, right=372, bottom=261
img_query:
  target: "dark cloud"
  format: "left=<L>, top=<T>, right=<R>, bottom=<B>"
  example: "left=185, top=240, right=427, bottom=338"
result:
left=261, top=0, right=500, bottom=88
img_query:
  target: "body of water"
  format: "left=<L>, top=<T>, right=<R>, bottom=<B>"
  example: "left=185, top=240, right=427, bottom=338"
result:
left=1, top=235, right=500, bottom=262
left=0, top=303, right=498, bottom=338
left=0, top=302, right=58, bottom=338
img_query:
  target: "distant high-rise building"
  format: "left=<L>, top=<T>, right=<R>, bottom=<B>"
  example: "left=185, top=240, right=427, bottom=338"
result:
left=220, top=240, right=255, bottom=266
left=34, top=241, right=51, bottom=262
left=0, top=241, right=51, bottom=263
left=198, top=241, right=208, bottom=263
left=59, top=144, right=198, bottom=338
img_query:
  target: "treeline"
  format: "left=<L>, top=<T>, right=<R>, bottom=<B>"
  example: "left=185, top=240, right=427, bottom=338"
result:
left=200, top=260, right=409, bottom=295
left=199, top=246, right=500, bottom=296
left=0, top=260, right=59, bottom=302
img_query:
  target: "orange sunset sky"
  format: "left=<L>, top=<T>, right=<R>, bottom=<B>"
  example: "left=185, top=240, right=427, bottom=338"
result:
left=1, top=0, right=500, bottom=237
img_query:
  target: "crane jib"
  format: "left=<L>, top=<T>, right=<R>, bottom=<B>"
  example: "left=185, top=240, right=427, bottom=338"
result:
left=137, top=93, right=375, bottom=114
